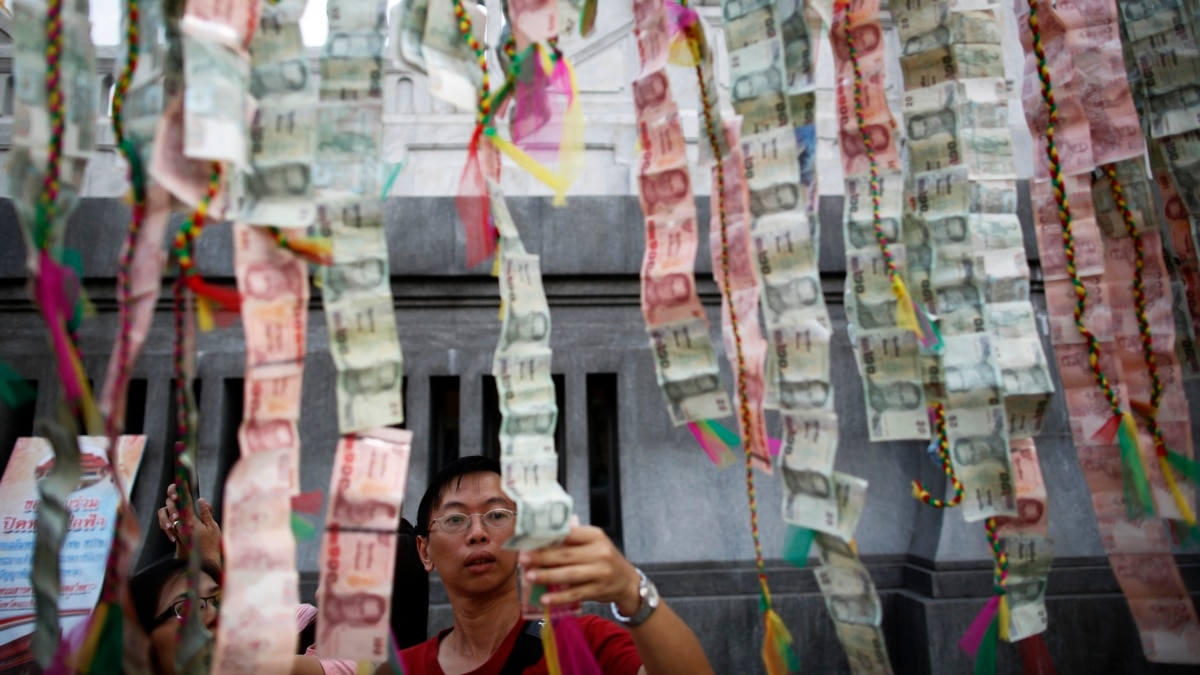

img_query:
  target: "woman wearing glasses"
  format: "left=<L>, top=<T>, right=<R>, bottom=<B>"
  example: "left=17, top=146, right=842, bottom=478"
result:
left=148, top=483, right=429, bottom=673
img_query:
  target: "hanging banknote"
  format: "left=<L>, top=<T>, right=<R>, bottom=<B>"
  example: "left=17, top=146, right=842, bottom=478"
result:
left=1017, top=0, right=1200, bottom=662
left=488, top=180, right=574, bottom=551
left=634, top=0, right=732, bottom=430
left=316, top=429, right=412, bottom=659
left=316, top=0, right=405, bottom=434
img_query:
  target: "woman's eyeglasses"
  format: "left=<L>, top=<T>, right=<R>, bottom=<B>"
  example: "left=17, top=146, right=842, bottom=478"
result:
left=429, top=508, right=516, bottom=534
left=153, top=593, right=221, bottom=628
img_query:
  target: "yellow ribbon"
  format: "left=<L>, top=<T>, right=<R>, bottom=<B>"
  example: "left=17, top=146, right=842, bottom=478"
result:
left=1159, top=454, right=1198, bottom=526
left=997, top=595, right=1011, bottom=642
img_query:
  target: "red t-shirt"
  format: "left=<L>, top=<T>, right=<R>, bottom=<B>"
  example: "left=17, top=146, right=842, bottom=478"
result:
left=401, top=615, right=642, bottom=675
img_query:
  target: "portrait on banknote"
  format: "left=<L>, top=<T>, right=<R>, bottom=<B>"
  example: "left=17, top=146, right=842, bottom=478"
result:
left=332, top=492, right=400, bottom=524
left=782, top=467, right=831, bottom=499
left=847, top=217, right=900, bottom=250
left=322, top=591, right=387, bottom=628
left=732, top=67, right=784, bottom=102
left=765, top=275, right=821, bottom=315
left=639, top=168, right=691, bottom=216
left=750, top=182, right=801, bottom=217
left=864, top=380, right=922, bottom=414
left=664, top=374, right=721, bottom=406
left=341, top=362, right=401, bottom=396
left=831, top=23, right=883, bottom=63
left=779, top=380, right=832, bottom=410
left=504, top=309, right=550, bottom=345
left=952, top=434, right=1009, bottom=468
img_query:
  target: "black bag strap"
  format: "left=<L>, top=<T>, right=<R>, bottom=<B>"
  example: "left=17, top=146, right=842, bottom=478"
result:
left=498, top=620, right=545, bottom=675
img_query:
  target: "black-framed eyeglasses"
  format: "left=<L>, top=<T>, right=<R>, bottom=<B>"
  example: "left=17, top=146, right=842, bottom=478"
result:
left=430, top=508, right=516, bottom=534
left=152, top=593, right=221, bottom=628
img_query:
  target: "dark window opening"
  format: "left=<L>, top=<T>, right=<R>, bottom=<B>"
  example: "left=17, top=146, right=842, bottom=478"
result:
left=124, top=378, right=148, bottom=435
left=390, top=377, right=410, bottom=430
left=587, top=374, right=622, bottom=550
left=0, top=380, right=38, bottom=476
left=213, top=378, right=244, bottom=523
left=429, top=376, right=460, bottom=482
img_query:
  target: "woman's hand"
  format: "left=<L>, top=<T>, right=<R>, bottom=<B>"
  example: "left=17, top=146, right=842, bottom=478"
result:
left=156, top=482, right=222, bottom=566
left=517, top=525, right=642, bottom=614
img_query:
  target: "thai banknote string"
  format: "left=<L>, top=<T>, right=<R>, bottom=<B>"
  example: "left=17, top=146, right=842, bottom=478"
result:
left=316, top=430, right=412, bottom=661
left=629, top=0, right=731, bottom=462
left=1024, top=0, right=1154, bottom=518
left=1103, top=165, right=1198, bottom=529
left=314, top=0, right=405, bottom=434
left=910, top=403, right=963, bottom=508
left=1117, top=0, right=1200, bottom=379
left=841, top=3, right=936, bottom=350
left=1021, top=0, right=1200, bottom=664
left=213, top=2, right=318, bottom=666
left=687, top=10, right=798, bottom=672
left=1112, top=1, right=1200, bottom=527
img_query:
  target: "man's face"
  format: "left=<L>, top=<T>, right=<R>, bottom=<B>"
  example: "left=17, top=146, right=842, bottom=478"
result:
left=418, top=472, right=519, bottom=599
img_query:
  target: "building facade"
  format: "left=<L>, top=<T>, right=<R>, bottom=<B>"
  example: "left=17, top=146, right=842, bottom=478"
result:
left=0, top=3, right=1197, bottom=673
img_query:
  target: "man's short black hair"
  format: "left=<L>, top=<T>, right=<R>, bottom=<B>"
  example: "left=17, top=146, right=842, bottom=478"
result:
left=416, top=455, right=502, bottom=537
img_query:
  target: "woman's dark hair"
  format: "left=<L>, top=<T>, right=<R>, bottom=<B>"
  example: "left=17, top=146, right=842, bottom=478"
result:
left=391, top=518, right=429, bottom=649
left=129, top=557, right=222, bottom=634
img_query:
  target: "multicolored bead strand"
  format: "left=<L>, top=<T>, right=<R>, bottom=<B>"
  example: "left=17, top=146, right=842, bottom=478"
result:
left=985, top=516, right=1010, bottom=643
left=695, top=32, right=772, bottom=608
left=35, top=0, right=66, bottom=243
left=1103, top=165, right=1197, bottom=524
left=912, top=403, right=965, bottom=508
left=452, top=0, right=491, bottom=123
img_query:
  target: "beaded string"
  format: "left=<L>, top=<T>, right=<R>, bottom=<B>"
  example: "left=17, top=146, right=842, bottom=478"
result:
left=985, top=517, right=1009, bottom=633
left=693, top=28, right=772, bottom=606
left=912, top=403, right=965, bottom=508
left=1026, top=0, right=1123, bottom=421
left=35, top=0, right=65, bottom=245
left=452, top=0, right=492, bottom=123
left=1103, top=165, right=1197, bottom=523
left=171, top=165, right=224, bottom=290
left=1104, top=166, right=1163, bottom=445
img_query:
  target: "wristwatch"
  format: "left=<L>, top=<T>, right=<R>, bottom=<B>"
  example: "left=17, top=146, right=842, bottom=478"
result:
left=611, top=567, right=660, bottom=627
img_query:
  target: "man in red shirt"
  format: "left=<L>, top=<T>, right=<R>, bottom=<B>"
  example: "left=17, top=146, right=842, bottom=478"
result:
left=397, top=456, right=714, bottom=675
